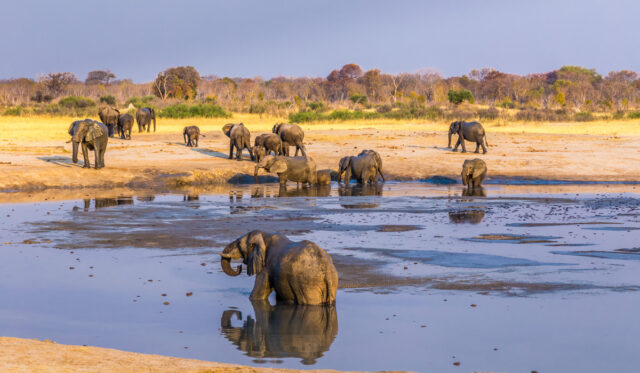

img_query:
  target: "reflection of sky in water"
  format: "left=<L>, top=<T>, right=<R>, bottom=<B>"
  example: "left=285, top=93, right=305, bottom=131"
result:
left=1, top=184, right=640, bottom=372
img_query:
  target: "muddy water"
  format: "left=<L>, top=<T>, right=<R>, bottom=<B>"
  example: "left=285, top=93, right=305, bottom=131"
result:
left=1, top=183, right=640, bottom=372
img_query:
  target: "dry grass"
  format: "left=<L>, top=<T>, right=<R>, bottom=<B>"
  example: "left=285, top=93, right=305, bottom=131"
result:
left=2, top=115, right=639, bottom=145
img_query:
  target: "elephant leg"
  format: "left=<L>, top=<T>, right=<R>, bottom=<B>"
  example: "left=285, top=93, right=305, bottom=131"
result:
left=481, top=138, right=488, bottom=154
left=453, top=138, right=460, bottom=152
left=236, top=146, right=242, bottom=161
left=81, top=143, right=90, bottom=168
left=475, top=142, right=480, bottom=153
left=94, top=144, right=100, bottom=169
left=298, top=144, right=307, bottom=157
left=249, top=271, right=272, bottom=301
left=294, top=146, right=299, bottom=156
left=460, top=137, right=467, bottom=153
left=228, top=142, right=234, bottom=159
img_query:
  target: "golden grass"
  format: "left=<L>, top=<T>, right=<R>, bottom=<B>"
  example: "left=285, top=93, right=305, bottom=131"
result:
left=0, top=114, right=638, bottom=144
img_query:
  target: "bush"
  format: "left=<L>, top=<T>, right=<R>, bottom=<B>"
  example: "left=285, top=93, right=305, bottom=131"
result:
left=159, top=103, right=230, bottom=118
left=249, top=103, right=267, bottom=115
left=375, top=104, right=392, bottom=114
left=477, top=107, right=499, bottom=120
left=348, top=94, right=367, bottom=105
left=126, top=95, right=155, bottom=108
left=515, top=108, right=570, bottom=122
left=497, top=99, right=516, bottom=109
left=628, top=111, right=640, bottom=119
left=448, top=89, right=474, bottom=105
left=3, top=106, right=28, bottom=116
left=307, top=101, right=325, bottom=112
left=58, top=96, right=96, bottom=109
left=574, top=111, right=594, bottom=121
left=99, top=95, right=116, bottom=105
left=611, top=110, right=625, bottom=120
left=289, top=111, right=323, bottom=123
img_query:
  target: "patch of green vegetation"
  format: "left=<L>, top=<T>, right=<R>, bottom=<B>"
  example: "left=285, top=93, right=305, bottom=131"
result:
left=159, top=103, right=230, bottom=118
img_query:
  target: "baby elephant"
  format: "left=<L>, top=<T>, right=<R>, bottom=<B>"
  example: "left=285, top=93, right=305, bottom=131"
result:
left=220, top=230, right=338, bottom=305
left=183, top=125, right=204, bottom=147
left=316, top=169, right=333, bottom=185
left=461, top=158, right=487, bottom=188
left=253, top=145, right=267, bottom=163
left=254, top=133, right=283, bottom=156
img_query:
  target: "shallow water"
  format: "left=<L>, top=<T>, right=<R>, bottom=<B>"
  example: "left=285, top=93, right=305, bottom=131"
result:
left=1, top=183, right=640, bottom=372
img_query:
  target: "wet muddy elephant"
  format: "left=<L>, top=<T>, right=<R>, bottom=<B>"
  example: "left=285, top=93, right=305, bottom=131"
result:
left=254, top=155, right=317, bottom=187
left=449, top=121, right=489, bottom=153
left=117, top=113, right=134, bottom=140
left=461, top=158, right=487, bottom=189
left=220, top=230, right=338, bottom=305
left=254, top=133, right=283, bottom=156
left=183, top=125, right=204, bottom=147
left=68, top=119, right=108, bottom=169
left=223, top=123, right=253, bottom=161
left=338, top=149, right=384, bottom=184
left=221, top=301, right=338, bottom=365
left=98, top=106, right=120, bottom=137
left=136, top=107, right=156, bottom=132
left=272, top=123, right=306, bottom=157
left=316, top=169, right=333, bottom=185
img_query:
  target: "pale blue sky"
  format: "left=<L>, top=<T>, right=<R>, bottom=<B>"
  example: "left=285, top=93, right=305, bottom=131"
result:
left=0, top=0, right=637, bottom=82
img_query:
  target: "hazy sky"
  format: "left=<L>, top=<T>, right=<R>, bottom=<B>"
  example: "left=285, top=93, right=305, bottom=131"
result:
left=1, top=0, right=638, bottom=82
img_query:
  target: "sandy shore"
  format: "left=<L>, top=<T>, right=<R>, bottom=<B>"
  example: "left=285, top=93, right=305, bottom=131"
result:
left=0, top=337, right=383, bottom=373
left=1, top=116, right=639, bottom=193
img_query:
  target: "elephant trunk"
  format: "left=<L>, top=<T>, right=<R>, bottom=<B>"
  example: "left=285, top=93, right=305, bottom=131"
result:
left=220, top=245, right=242, bottom=276
left=72, top=141, right=79, bottom=163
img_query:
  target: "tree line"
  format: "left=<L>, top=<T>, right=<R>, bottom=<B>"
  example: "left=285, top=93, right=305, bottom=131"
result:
left=1, top=64, right=639, bottom=120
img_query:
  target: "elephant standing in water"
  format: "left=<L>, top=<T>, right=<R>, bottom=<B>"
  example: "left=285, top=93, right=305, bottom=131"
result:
left=223, top=123, right=253, bottom=160
left=461, top=158, right=487, bottom=189
left=136, top=107, right=156, bottom=132
left=221, top=301, right=338, bottom=365
left=98, top=106, right=119, bottom=137
left=338, top=149, right=384, bottom=184
left=272, top=123, right=306, bottom=156
left=254, top=155, right=317, bottom=186
left=220, top=230, right=338, bottom=305
left=68, top=119, right=108, bottom=169
left=448, top=121, right=489, bottom=153
left=117, top=113, right=134, bottom=140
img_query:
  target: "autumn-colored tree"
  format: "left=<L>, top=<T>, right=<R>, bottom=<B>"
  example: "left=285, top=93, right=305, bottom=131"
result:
left=39, top=72, right=78, bottom=97
left=85, top=70, right=116, bottom=85
left=153, top=66, right=200, bottom=100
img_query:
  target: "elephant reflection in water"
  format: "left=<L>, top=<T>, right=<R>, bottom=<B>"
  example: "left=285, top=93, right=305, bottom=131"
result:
left=449, top=209, right=485, bottom=224
left=220, top=301, right=338, bottom=365
left=338, top=184, right=383, bottom=209
left=183, top=195, right=199, bottom=201
left=136, top=195, right=155, bottom=202
left=462, top=186, right=486, bottom=197
left=82, top=196, right=134, bottom=210
left=277, top=184, right=331, bottom=198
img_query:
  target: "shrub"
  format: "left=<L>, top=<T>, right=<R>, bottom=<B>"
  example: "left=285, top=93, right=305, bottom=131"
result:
left=249, top=103, right=267, bottom=115
left=99, top=95, right=116, bottom=105
left=628, top=111, right=640, bottom=119
left=349, top=94, right=367, bottom=105
left=448, top=89, right=474, bottom=105
left=307, top=101, right=325, bottom=112
left=574, top=111, right=594, bottom=121
left=126, top=95, right=155, bottom=108
left=3, top=106, right=27, bottom=116
left=289, top=111, right=323, bottom=123
left=477, top=107, right=499, bottom=120
left=58, top=96, right=96, bottom=109
left=159, top=103, right=230, bottom=118
left=497, top=99, right=516, bottom=109
left=611, top=110, right=625, bottom=120
left=375, top=104, right=392, bottom=114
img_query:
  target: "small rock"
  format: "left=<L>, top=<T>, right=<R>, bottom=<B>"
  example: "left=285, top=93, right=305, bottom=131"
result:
left=186, top=292, right=193, bottom=297
left=163, top=302, right=170, bottom=305
left=453, top=362, right=460, bottom=366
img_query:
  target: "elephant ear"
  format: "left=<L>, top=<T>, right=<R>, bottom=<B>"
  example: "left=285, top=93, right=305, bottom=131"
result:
left=270, top=158, right=288, bottom=174
left=85, top=122, right=105, bottom=141
left=68, top=122, right=77, bottom=136
left=222, top=123, right=234, bottom=137
left=472, top=162, right=485, bottom=180
left=247, top=232, right=267, bottom=276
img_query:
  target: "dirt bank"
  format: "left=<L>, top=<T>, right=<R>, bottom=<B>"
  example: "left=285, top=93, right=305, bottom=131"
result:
left=1, top=116, right=639, bottom=192
left=0, top=337, right=386, bottom=373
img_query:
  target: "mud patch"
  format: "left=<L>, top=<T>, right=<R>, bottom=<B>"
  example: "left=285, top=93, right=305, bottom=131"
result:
left=552, top=248, right=640, bottom=261
left=507, top=221, right=620, bottom=227
left=464, top=233, right=560, bottom=244
left=375, top=225, right=422, bottom=232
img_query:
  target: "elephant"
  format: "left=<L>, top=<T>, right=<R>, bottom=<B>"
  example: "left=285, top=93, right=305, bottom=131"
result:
left=254, top=155, right=317, bottom=187
left=338, top=149, right=384, bottom=184
left=98, top=106, right=120, bottom=137
left=183, top=125, right=204, bottom=147
left=117, top=113, right=134, bottom=140
left=449, top=121, right=489, bottom=153
left=316, top=169, right=332, bottom=185
left=254, top=133, right=283, bottom=156
left=462, top=187, right=486, bottom=197
left=136, top=107, right=156, bottom=132
left=461, top=158, right=487, bottom=189
left=220, top=301, right=338, bottom=365
left=82, top=196, right=133, bottom=210
left=272, top=123, right=306, bottom=157
left=449, top=209, right=485, bottom=224
left=253, top=146, right=267, bottom=163
left=219, top=230, right=338, bottom=305
left=222, top=123, right=254, bottom=161
left=68, top=119, right=108, bottom=169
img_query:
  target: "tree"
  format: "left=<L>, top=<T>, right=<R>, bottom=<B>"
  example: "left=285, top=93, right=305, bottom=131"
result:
left=448, top=89, right=474, bottom=105
left=338, top=63, right=363, bottom=80
left=359, top=69, right=382, bottom=102
left=39, top=72, right=78, bottom=97
left=85, top=70, right=116, bottom=85
left=153, top=66, right=200, bottom=100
